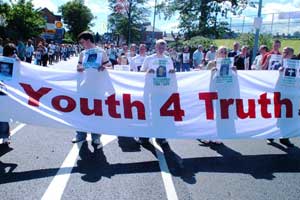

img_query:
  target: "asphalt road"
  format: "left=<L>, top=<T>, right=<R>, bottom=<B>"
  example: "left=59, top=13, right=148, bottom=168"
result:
left=1, top=57, right=300, bottom=200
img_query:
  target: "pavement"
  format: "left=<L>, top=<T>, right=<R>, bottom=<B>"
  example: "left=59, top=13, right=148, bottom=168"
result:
left=1, top=57, right=300, bottom=200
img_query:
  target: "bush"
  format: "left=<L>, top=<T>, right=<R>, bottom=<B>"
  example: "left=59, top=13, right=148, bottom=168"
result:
left=238, top=33, right=273, bottom=51
left=169, top=36, right=216, bottom=52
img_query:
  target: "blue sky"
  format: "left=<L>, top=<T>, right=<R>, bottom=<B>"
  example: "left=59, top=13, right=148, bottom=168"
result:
left=5, top=0, right=300, bottom=34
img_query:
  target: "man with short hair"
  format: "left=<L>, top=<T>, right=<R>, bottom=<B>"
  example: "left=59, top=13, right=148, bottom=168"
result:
left=261, top=39, right=281, bottom=70
left=25, top=39, right=35, bottom=63
left=130, top=44, right=147, bottom=72
left=193, top=45, right=204, bottom=69
left=140, top=39, right=175, bottom=146
left=72, top=31, right=111, bottom=145
left=228, top=42, right=240, bottom=58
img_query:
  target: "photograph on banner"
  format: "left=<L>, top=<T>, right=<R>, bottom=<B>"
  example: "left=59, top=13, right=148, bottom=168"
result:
left=83, top=48, right=103, bottom=69
left=0, top=56, right=15, bottom=81
left=114, top=64, right=131, bottom=71
left=210, top=58, right=240, bottom=138
left=215, top=57, right=234, bottom=84
left=275, top=59, right=300, bottom=97
left=268, top=54, right=283, bottom=70
left=153, top=59, right=171, bottom=86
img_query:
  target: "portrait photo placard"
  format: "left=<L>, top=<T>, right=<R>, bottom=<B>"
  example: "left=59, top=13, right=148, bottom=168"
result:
left=0, top=56, right=15, bottom=81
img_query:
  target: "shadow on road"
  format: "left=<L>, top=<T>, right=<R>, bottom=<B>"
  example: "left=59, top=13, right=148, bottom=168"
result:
left=1, top=141, right=300, bottom=184
left=117, top=136, right=141, bottom=152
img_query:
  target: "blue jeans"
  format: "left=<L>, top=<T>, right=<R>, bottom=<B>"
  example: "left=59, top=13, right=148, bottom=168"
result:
left=0, top=122, right=9, bottom=138
left=76, top=131, right=100, bottom=140
left=182, top=63, right=191, bottom=72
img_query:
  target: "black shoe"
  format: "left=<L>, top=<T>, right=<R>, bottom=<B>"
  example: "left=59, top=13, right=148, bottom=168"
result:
left=280, top=138, right=294, bottom=147
left=267, top=139, right=274, bottom=144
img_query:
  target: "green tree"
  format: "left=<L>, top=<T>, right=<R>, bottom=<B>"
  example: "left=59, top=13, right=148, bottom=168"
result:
left=1, top=0, right=45, bottom=41
left=59, top=0, right=94, bottom=41
left=108, top=0, right=150, bottom=44
left=157, top=0, right=248, bottom=39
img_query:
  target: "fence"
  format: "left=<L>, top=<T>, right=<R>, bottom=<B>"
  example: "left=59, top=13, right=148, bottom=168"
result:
left=219, top=11, right=300, bottom=37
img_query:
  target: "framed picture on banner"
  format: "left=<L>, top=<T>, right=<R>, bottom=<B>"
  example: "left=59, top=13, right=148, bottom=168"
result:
left=268, top=54, right=283, bottom=70
left=0, top=56, right=15, bottom=81
left=83, top=48, right=103, bottom=69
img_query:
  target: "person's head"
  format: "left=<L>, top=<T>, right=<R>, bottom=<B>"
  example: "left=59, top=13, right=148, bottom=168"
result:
left=183, top=46, right=189, bottom=52
left=3, top=43, right=17, bottom=57
left=241, top=45, right=249, bottom=56
left=130, top=43, right=136, bottom=52
left=233, top=42, right=240, bottom=51
left=258, top=45, right=268, bottom=55
left=272, top=39, right=281, bottom=51
left=282, top=47, right=294, bottom=59
left=210, top=45, right=216, bottom=52
left=77, top=31, right=95, bottom=49
left=139, top=44, right=147, bottom=55
left=155, top=39, right=167, bottom=55
left=27, top=39, right=33, bottom=46
left=197, top=45, right=203, bottom=51
left=122, top=43, right=128, bottom=51
left=217, top=46, right=227, bottom=58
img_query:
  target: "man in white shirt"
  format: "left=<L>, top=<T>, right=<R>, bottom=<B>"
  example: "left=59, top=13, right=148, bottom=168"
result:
left=25, top=39, right=35, bottom=63
left=72, top=31, right=111, bottom=146
left=140, top=39, right=175, bottom=146
left=130, top=44, right=147, bottom=71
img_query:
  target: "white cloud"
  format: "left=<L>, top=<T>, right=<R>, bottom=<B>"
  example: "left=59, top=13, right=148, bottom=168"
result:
left=32, top=0, right=58, bottom=12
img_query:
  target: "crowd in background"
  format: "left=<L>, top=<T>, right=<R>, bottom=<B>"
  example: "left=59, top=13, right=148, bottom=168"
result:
left=0, top=37, right=80, bottom=66
left=100, top=39, right=300, bottom=74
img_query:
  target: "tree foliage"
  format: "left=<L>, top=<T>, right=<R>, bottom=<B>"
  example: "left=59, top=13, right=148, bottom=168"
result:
left=238, top=33, right=273, bottom=50
left=0, top=0, right=45, bottom=41
left=108, top=0, right=150, bottom=44
left=157, top=0, right=248, bottom=39
left=59, top=0, right=94, bottom=41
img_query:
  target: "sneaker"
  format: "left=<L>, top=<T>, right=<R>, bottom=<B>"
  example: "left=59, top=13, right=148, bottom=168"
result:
left=71, top=136, right=86, bottom=143
left=267, top=139, right=274, bottom=144
left=91, top=138, right=101, bottom=145
left=280, top=138, right=294, bottom=147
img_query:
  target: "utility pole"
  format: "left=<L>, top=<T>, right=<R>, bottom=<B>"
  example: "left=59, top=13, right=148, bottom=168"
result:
left=252, top=0, right=263, bottom=63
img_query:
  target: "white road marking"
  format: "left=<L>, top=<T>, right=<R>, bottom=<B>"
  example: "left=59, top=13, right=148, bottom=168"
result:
left=152, top=139, right=179, bottom=200
left=41, top=134, right=117, bottom=200
left=10, top=123, right=26, bottom=136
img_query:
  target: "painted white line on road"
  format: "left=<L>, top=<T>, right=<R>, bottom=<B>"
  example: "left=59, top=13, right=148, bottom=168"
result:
left=41, top=134, right=117, bottom=200
left=11, top=123, right=26, bottom=136
left=152, top=139, right=179, bottom=200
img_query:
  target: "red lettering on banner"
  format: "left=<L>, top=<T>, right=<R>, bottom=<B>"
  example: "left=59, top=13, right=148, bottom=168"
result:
left=160, top=93, right=185, bottom=121
left=220, top=99, right=234, bottom=119
left=273, top=92, right=293, bottom=118
left=52, top=95, right=76, bottom=112
left=80, top=98, right=103, bottom=116
left=199, top=92, right=218, bottom=120
left=105, top=94, right=121, bottom=118
left=20, top=83, right=52, bottom=107
left=258, top=93, right=272, bottom=118
left=123, top=94, right=145, bottom=120
left=236, top=99, right=256, bottom=119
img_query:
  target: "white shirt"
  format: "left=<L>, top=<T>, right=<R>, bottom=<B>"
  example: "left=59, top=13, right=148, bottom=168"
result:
left=141, top=54, right=174, bottom=72
left=130, top=54, right=146, bottom=71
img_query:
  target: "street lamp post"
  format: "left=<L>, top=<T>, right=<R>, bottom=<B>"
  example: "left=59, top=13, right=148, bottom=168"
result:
left=151, top=0, right=157, bottom=49
left=252, top=0, right=263, bottom=63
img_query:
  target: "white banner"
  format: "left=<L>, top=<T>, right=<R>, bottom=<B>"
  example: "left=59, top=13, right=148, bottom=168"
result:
left=1, top=60, right=300, bottom=139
